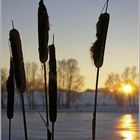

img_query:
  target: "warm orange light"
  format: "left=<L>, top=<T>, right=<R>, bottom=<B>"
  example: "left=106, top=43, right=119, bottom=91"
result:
left=117, top=114, right=138, bottom=140
left=122, top=84, right=133, bottom=94
left=122, top=114, right=133, bottom=128
left=122, top=131, right=135, bottom=140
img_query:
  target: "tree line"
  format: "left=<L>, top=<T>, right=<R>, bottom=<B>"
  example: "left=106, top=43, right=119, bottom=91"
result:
left=1, top=59, right=138, bottom=109
left=1, top=58, right=84, bottom=109
left=104, top=66, right=139, bottom=107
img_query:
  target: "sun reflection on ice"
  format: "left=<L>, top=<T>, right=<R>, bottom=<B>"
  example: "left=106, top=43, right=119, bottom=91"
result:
left=122, top=131, right=135, bottom=140
left=117, top=114, right=138, bottom=140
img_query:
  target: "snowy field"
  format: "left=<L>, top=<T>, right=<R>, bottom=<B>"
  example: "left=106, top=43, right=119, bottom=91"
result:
left=2, top=111, right=139, bottom=140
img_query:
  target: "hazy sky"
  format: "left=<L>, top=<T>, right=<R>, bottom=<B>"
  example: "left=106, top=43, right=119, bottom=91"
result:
left=2, top=0, right=138, bottom=89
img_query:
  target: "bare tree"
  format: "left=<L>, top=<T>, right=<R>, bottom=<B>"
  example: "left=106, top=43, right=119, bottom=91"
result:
left=104, top=66, right=139, bottom=107
left=35, top=64, right=46, bottom=108
left=25, top=62, right=49, bottom=109
left=30, top=62, right=38, bottom=109
left=58, top=59, right=84, bottom=108
left=104, top=73, right=124, bottom=106
left=57, top=60, right=67, bottom=108
left=25, top=62, right=38, bottom=109
left=1, top=68, right=8, bottom=108
left=121, top=66, right=138, bottom=107
left=25, top=62, right=32, bottom=109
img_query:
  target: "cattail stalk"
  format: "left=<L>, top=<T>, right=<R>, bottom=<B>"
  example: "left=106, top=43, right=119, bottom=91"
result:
left=48, top=39, right=57, bottom=140
left=7, top=57, right=14, bottom=140
left=92, top=68, right=100, bottom=140
left=90, top=1, right=110, bottom=140
left=9, top=21, right=28, bottom=140
left=38, top=0, right=50, bottom=139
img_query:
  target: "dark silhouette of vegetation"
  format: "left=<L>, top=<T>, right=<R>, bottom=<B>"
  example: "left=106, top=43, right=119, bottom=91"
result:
left=38, top=1, right=51, bottom=139
left=90, top=7, right=110, bottom=140
left=6, top=58, right=15, bottom=140
left=90, top=13, right=110, bottom=68
left=38, top=0, right=49, bottom=63
left=48, top=44, right=57, bottom=122
left=48, top=43, right=57, bottom=140
left=9, top=23, right=28, bottom=140
left=6, top=58, right=15, bottom=119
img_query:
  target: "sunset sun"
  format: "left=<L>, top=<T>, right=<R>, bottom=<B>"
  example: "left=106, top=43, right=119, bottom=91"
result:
left=123, top=84, right=133, bottom=94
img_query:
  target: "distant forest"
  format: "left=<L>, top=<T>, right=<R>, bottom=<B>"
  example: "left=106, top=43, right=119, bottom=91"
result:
left=1, top=58, right=139, bottom=109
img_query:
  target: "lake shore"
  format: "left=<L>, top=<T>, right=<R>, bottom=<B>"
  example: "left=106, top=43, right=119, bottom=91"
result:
left=2, top=105, right=138, bottom=113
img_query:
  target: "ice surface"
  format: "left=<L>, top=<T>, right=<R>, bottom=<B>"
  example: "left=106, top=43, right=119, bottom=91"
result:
left=2, top=111, right=138, bottom=140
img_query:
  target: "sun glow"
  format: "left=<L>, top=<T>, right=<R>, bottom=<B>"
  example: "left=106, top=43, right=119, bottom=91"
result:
left=122, top=84, right=133, bottom=94
left=117, top=114, right=138, bottom=140
left=123, top=84, right=132, bottom=93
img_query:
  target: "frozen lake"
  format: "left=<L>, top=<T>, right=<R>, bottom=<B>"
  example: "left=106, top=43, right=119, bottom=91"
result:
left=2, top=111, right=139, bottom=140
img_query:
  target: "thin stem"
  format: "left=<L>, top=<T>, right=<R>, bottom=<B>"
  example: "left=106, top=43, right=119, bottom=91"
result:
left=11, top=20, right=14, bottom=29
left=21, top=92, right=28, bottom=140
left=44, top=63, right=49, bottom=126
left=53, top=34, right=54, bottom=44
left=44, top=63, right=51, bottom=140
left=92, top=68, right=100, bottom=140
left=52, top=123, right=54, bottom=140
left=38, top=112, right=47, bottom=127
left=105, top=0, right=109, bottom=13
left=38, top=112, right=52, bottom=140
left=9, top=119, right=11, bottom=140
left=100, top=0, right=109, bottom=14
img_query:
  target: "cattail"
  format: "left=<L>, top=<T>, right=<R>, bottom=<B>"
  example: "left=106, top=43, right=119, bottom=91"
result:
left=9, top=21, right=28, bottom=140
left=9, top=27, right=26, bottom=93
left=90, top=13, right=110, bottom=68
left=7, top=58, right=14, bottom=119
left=48, top=44, right=57, bottom=123
left=38, top=0, right=49, bottom=63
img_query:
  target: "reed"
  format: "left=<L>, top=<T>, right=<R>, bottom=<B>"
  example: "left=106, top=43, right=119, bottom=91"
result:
left=48, top=42, right=57, bottom=140
left=90, top=1, right=110, bottom=140
left=38, top=0, right=50, bottom=139
left=9, top=21, right=28, bottom=140
left=6, top=58, right=14, bottom=140
left=38, top=0, right=49, bottom=63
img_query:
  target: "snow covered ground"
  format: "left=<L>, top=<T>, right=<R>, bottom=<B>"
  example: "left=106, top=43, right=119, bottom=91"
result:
left=2, top=111, right=138, bottom=140
left=2, top=91, right=138, bottom=113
